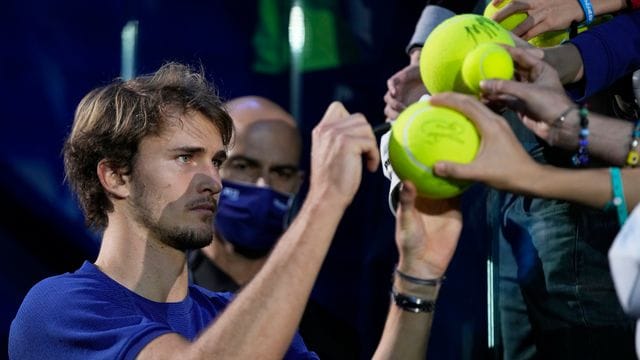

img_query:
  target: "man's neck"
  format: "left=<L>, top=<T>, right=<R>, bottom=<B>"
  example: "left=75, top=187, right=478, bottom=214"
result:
left=201, top=238, right=266, bottom=287
left=94, top=217, right=190, bottom=303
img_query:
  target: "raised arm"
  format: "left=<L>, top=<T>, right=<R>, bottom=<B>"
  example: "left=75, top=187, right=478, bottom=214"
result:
left=138, top=102, right=380, bottom=359
left=373, top=182, right=462, bottom=359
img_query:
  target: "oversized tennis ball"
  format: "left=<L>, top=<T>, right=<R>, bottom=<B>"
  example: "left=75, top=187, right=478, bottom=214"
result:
left=483, top=0, right=527, bottom=31
left=420, top=14, right=514, bottom=95
left=462, top=42, right=514, bottom=94
left=388, top=101, right=480, bottom=199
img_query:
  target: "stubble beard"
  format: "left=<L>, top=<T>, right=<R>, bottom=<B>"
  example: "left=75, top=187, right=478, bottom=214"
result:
left=129, top=181, right=213, bottom=251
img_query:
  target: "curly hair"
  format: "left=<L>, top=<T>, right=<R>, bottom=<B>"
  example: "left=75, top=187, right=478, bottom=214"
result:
left=63, top=63, right=234, bottom=230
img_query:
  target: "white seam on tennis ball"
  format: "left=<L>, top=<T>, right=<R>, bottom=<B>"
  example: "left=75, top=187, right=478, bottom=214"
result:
left=402, top=108, right=433, bottom=175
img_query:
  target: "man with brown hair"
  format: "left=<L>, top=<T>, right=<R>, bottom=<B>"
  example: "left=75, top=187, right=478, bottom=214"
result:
left=10, top=63, right=462, bottom=359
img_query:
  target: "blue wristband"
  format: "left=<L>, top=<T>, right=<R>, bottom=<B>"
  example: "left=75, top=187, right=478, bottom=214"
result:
left=605, top=167, right=628, bottom=226
left=577, top=0, right=594, bottom=25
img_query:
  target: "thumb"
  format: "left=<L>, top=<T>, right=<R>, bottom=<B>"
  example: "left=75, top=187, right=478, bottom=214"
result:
left=398, top=181, right=417, bottom=215
left=434, top=161, right=475, bottom=181
left=480, top=78, right=530, bottom=101
left=396, top=181, right=422, bottom=238
left=320, top=101, right=350, bottom=125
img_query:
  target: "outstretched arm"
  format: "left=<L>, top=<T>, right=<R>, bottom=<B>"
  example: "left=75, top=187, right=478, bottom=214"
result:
left=430, top=92, right=640, bottom=213
left=481, top=46, right=636, bottom=166
left=489, top=0, right=627, bottom=39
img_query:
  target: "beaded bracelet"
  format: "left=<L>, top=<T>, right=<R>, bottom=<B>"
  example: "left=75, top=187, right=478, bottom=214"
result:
left=604, top=167, right=628, bottom=226
left=572, top=106, right=590, bottom=167
left=626, top=119, right=640, bottom=167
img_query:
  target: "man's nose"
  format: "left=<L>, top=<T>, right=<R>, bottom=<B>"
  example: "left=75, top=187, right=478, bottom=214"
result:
left=197, top=165, right=222, bottom=194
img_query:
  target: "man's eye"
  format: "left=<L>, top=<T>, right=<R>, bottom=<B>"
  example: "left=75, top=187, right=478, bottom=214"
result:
left=177, top=155, right=192, bottom=163
left=229, top=161, right=249, bottom=170
left=213, top=158, right=225, bottom=169
left=275, top=169, right=296, bottom=179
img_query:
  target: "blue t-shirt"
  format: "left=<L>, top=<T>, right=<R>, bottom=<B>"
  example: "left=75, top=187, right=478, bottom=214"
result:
left=9, top=261, right=318, bottom=360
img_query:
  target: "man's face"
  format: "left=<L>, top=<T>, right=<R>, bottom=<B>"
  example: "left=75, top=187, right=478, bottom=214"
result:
left=221, top=120, right=302, bottom=195
left=127, top=111, right=227, bottom=251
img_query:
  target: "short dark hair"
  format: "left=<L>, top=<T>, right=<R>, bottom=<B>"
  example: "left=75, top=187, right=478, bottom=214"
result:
left=63, top=63, right=234, bottom=230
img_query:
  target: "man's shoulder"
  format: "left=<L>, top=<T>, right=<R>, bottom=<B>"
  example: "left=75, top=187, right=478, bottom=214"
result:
left=23, top=261, right=112, bottom=304
left=9, top=262, right=117, bottom=358
left=9, top=262, right=171, bottom=360
left=13, top=260, right=130, bottom=331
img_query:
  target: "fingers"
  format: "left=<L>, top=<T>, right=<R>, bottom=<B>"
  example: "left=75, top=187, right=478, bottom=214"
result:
left=331, top=112, right=381, bottom=173
left=433, top=161, right=475, bottom=181
left=482, top=91, right=528, bottom=113
left=503, top=46, right=545, bottom=72
left=509, top=12, right=537, bottom=37
left=387, top=76, right=398, bottom=97
left=510, top=34, right=535, bottom=49
left=396, top=181, right=424, bottom=242
left=522, top=21, right=558, bottom=40
left=519, top=19, right=549, bottom=39
left=492, top=1, right=528, bottom=25
left=316, top=102, right=380, bottom=172
left=383, top=105, right=399, bottom=122
left=398, top=181, right=417, bottom=215
left=320, top=101, right=350, bottom=126
left=349, top=114, right=381, bottom=172
left=429, top=92, right=500, bottom=134
left=383, top=91, right=406, bottom=120
left=480, top=78, right=533, bottom=107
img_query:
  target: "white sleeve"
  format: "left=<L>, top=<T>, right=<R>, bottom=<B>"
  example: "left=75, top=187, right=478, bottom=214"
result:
left=380, top=129, right=402, bottom=215
left=608, top=205, right=640, bottom=317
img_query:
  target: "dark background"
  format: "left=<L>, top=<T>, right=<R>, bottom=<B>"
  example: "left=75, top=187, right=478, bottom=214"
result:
left=1, top=1, right=489, bottom=358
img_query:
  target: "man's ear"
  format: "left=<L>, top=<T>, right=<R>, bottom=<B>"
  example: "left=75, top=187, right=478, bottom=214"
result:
left=97, top=159, right=130, bottom=199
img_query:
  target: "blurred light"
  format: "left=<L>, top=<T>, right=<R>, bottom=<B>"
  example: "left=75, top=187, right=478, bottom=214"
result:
left=121, top=20, right=138, bottom=80
left=288, top=4, right=305, bottom=54
left=487, top=258, right=495, bottom=348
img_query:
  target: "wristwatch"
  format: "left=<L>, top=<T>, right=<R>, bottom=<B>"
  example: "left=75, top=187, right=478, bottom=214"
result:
left=391, top=290, right=436, bottom=313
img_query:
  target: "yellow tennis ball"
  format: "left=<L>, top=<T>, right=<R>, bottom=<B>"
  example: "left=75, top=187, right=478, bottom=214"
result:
left=388, top=101, right=480, bottom=199
left=483, top=0, right=527, bottom=31
left=462, top=42, right=514, bottom=94
left=420, top=14, right=514, bottom=95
